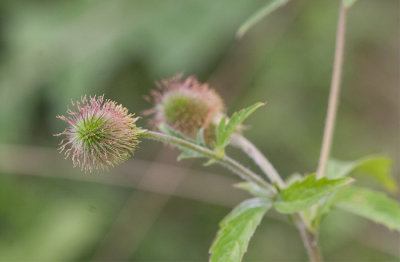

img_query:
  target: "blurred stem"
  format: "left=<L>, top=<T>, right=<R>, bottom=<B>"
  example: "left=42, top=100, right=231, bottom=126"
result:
left=141, top=130, right=275, bottom=193
left=316, top=0, right=348, bottom=179
left=231, top=134, right=323, bottom=261
left=231, top=133, right=285, bottom=187
left=293, top=215, right=323, bottom=262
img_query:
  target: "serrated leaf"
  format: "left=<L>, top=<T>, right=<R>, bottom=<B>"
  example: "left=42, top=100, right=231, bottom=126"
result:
left=234, top=182, right=274, bottom=198
left=215, top=102, right=265, bottom=156
left=326, top=156, right=397, bottom=193
left=209, top=198, right=271, bottom=262
left=236, top=0, right=290, bottom=39
left=274, top=174, right=354, bottom=214
left=336, top=187, right=400, bottom=231
left=344, top=0, right=357, bottom=8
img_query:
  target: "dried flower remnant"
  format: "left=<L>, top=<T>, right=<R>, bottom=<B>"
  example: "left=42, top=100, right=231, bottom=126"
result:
left=145, top=73, right=225, bottom=142
left=55, top=95, right=140, bottom=172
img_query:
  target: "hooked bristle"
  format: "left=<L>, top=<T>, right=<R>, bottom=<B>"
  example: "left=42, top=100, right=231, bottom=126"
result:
left=145, top=73, right=225, bottom=142
left=55, top=95, right=141, bottom=172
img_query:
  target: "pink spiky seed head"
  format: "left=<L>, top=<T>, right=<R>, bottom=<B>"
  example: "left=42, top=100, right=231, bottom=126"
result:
left=145, top=73, right=225, bottom=142
left=55, top=95, right=141, bottom=172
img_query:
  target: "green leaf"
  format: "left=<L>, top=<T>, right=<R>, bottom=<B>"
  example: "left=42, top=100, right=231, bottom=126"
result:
left=312, top=156, right=397, bottom=228
left=344, top=0, right=357, bottom=8
left=158, top=123, right=190, bottom=141
left=234, top=182, right=274, bottom=198
left=159, top=124, right=204, bottom=161
left=274, top=174, right=354, bottom=213
left=326, top=156, right=397, bottom=193
left=215, top=102, right=265, bottom=156
left=335, top=187, right=400, bottom=231
left=196, top=128, right=206, bottom=147
left=203, top=158, right=217, bottom=166
left=210, top=198, right=271, bottom=262
left=311, top=191, right=343, bottom=229
left=177, top=150, right=203, bottom=161
left=236, top=0, right=290, bottom=39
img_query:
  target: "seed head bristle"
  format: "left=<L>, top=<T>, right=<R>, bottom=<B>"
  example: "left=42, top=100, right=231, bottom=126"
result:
left=145, top=73, right=225, bottom=142
left=55, top=95, right=140, bottom=172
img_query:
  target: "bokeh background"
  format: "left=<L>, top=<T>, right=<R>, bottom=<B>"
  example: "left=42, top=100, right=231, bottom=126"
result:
left=0, top=0, right=399, bottom=261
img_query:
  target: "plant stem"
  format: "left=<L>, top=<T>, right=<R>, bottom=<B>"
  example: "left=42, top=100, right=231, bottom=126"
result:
left=231, top=133, right=285, bottom=187
left=230, top=133, right=324, bottom=261
left=141, top=130, right=275, bottom=193
left=293, top=214, right=323, bottom=262
left=316, top=0, right=348, bottom=178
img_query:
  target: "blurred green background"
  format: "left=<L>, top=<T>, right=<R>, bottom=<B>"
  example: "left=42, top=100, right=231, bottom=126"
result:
left=0, top=0, right=399, bottom=261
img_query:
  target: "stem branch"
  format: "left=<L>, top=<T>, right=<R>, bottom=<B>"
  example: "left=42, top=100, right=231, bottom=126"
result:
left=316, top=0, right=348, bottom=178
left=141, top=130, right=275, bottom=193
left=231, top=133, right=285, bottom=187
left=230, top=133, right=323, bottom=261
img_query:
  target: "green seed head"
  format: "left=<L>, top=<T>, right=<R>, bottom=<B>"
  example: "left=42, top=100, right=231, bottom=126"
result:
left=55, top=95, right=141, bottom=172
left=146, top=73, right=225, bottom=142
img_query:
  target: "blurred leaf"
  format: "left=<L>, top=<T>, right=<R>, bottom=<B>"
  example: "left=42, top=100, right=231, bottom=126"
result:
left=274, top=174, right=354, bottom=213
left=159, top=124, right=204, bottom=160
left=209, top=198, right=271, bottom=262
left=234, top=182, right=274, bottom=198
left=344, top=0, right=357, bottom=8
left=312, top=190, right=343, bottom=229
left=215, top=102, right=265, bottom=156
left=336, top=187, right=400, bottom=231
left=313, top=156, right=397, bottom=228
left=159, top=123, right=192, bottom=141
left=326, top=156, right=397, bottom=193
left=285, top=173, right=303, bottom=186
left=159, top=123, right=217, bottom=162
left=197, top=128, right=207, bottom=147
left=326, top=159, right=356, bottom=179
left=236, top=0, right=290, bottom=38
left=177, top=151, right=203, bottom=161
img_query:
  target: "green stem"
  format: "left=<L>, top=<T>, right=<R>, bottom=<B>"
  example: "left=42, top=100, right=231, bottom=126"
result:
left=230, top=134, right=323, bottom=261
left=293, top=214, right=323, bottom=262
left=141, top=130, right=275, bottom=193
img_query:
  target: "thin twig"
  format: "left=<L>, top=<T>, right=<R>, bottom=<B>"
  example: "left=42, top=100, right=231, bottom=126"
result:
left=316, top=0, right=348, bottom=178
left=293, top=214, right=323, bottom=262
left=231, top=133, right=285, bottom=187
left=230, top=133, right=323, bottom=261
left=142, top=130, right=275, bottom=192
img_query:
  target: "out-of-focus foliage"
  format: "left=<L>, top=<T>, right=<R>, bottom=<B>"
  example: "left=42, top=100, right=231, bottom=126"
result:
left=326, top=156, right=398, bottom=193
left=236, top=0, right=290, bottom=38
left=336, top=187, right=400, bottom=231
left=210, top=198, right=271, bottom=262
left=0, top=0, right=398, bottom=261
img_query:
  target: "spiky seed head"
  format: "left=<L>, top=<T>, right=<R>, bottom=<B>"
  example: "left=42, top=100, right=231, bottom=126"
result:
left=55, top=95, right=140, bottom=172
left=145, top=73, right=225, bottom=141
